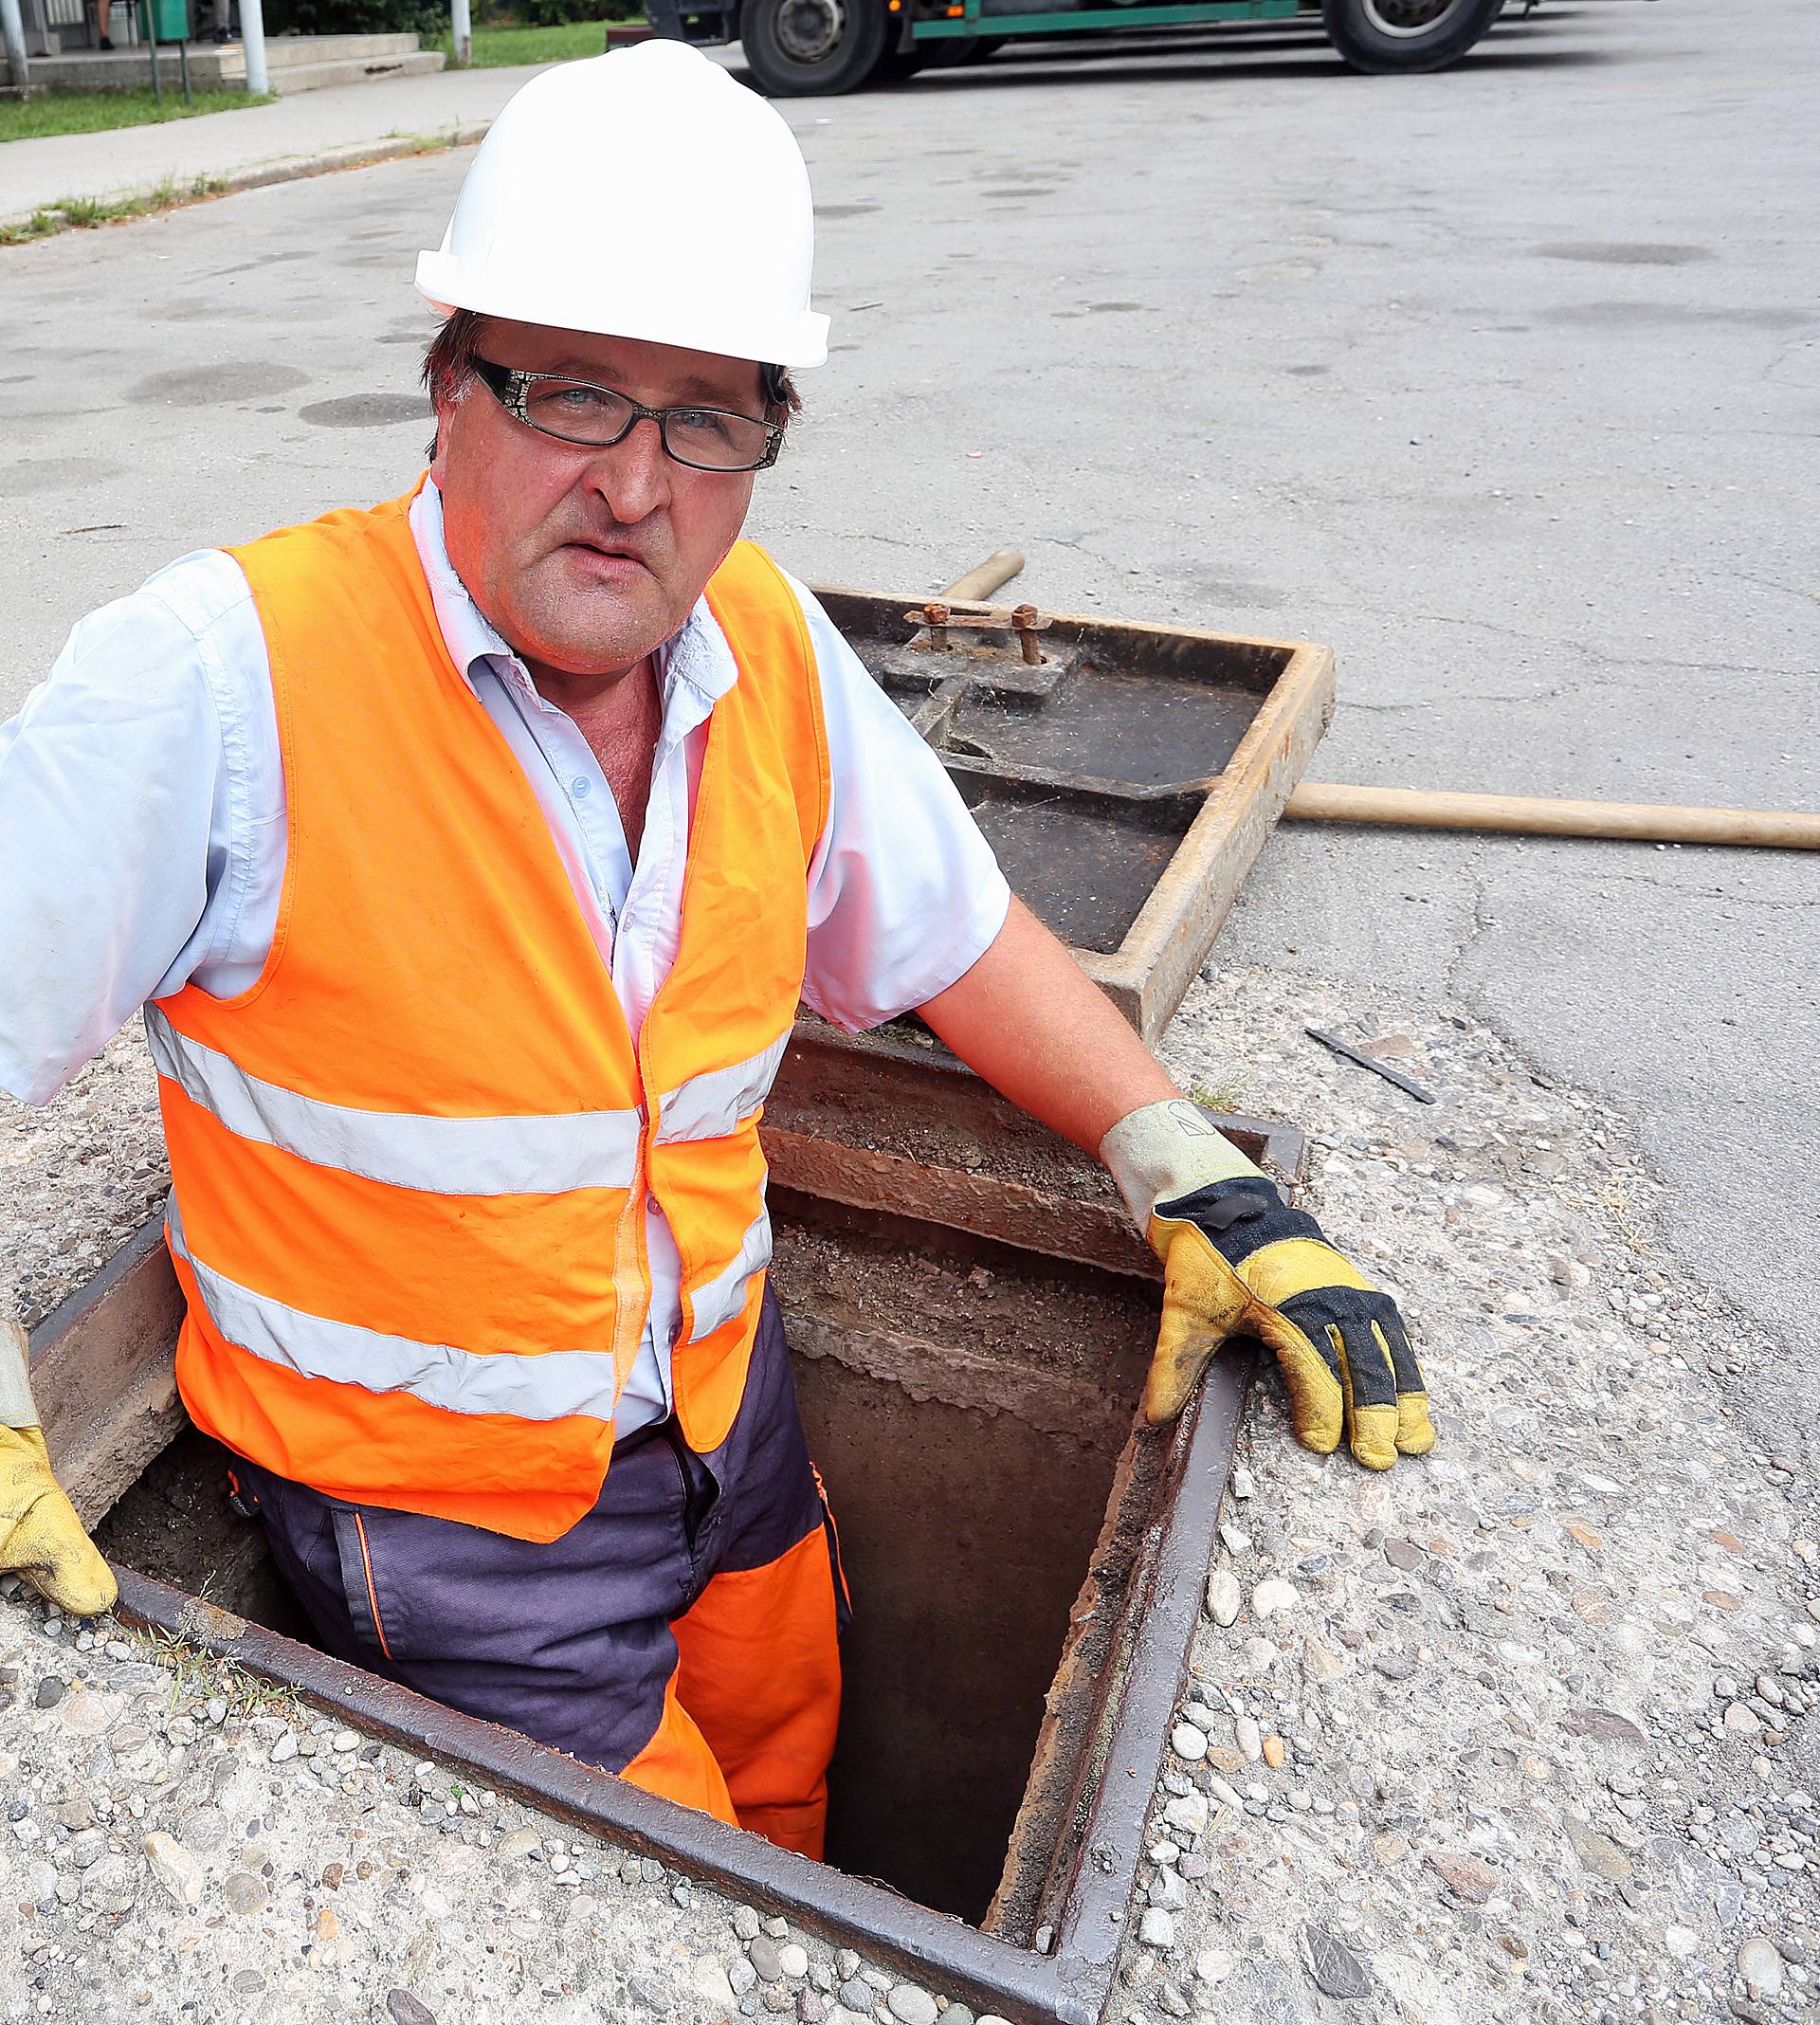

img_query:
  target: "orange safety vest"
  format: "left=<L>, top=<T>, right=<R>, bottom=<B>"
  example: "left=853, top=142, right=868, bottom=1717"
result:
left=147, top=488, right=830, bottom=1542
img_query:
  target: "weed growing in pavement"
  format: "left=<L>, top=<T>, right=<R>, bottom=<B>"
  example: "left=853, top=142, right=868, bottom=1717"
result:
left=0, top=173, right=227, bottom=246
left=129, top=1621, right=302, bottom=1721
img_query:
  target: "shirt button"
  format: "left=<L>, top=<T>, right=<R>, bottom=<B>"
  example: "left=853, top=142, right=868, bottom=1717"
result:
left=572, top=777, right=592, bottom=799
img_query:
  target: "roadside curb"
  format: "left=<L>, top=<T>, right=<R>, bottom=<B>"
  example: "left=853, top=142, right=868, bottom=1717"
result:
left=0, top=119, right=490, bottom=244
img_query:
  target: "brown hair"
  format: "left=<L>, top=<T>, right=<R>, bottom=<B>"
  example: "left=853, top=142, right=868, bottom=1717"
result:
left=422, top=307, right=799, bottom=459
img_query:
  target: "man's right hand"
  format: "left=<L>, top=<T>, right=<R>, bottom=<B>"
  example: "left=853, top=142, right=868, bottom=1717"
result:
left=1, top=1316, right=117, bottom=1617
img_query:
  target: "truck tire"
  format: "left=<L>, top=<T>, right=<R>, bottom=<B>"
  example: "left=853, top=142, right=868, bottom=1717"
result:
left=1320, top=0, right=1502, bottom=72
left=740, top=0, right=887, bottom=93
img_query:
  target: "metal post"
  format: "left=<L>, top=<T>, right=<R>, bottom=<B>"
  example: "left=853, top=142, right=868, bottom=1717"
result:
left=0, top=0, right=29, bottom=93
left=147, top=13, right=163, bottom=102
left=239, top=0, right=266, bottom=91
left=448, top=0, right=470, bottom=68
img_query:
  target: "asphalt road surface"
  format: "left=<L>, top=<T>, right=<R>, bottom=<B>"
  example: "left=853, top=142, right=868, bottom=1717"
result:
left=1, top=0, right=1812, bottom=1472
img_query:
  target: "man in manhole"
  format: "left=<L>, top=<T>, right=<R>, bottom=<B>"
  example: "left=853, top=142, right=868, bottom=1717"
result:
left=0, top=46, right=1433, bottom=1854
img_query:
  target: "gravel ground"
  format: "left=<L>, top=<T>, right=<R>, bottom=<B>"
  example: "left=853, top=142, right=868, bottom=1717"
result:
left=3, top=962, right=1814, bottom=2023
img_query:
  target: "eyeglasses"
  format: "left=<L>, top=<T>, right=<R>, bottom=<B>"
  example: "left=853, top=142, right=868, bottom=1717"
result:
left=471, top=356, right=784, bottom=473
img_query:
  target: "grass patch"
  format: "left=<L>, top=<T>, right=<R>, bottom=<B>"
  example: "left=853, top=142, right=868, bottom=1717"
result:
left=0, top=85, right=273, bottom=146
left=0, top=171, right=227, bottom=246
left=129, top=1623, right=300, bottom=1720
left=427, top=19, right=633, bottom=66
left=1190, top=1077, right=1246, bottom=1112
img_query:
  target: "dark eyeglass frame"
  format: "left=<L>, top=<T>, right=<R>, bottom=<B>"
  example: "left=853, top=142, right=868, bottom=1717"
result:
left=471, top=356, right=784, bottom=473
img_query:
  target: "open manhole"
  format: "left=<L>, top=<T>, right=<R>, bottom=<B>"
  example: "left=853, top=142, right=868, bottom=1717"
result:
left=33, top=1025, right=1303, bottom=2025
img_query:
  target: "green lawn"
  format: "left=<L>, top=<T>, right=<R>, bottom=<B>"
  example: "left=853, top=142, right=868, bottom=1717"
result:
left=428, top=19, right=639, bottom=67
left=0, top=85, right=274, bottom=146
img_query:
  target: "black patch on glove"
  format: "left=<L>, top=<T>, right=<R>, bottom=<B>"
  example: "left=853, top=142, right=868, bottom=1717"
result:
left=1156, top=1177, right=1320, bottom=1265
left=1159, top=1179, right=1423, bottom=1410
left=1278, top=1286, right=1411, bottom=1409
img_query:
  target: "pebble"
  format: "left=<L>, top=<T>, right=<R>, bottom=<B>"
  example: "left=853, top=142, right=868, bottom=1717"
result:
left=222, top=1870, right=268, bottom=1914
left=34, top=1676, right=65, bottom=1708
left=1304, top=1924, right=1374, bottom=2001
left=1737, top=1939, right=1785, bottom=1999
left=498, top=1826, right=540, bottom=1859
left=695, top=1959, right=740, bottom=2010
left=1235, top=1717, right=1262, bottom=1760
left=386, top=1995, right=439, bottom=2025
left=778, top=1944, right=810, bottom=1979
left=837, top=1978, right=873, bottom=2012
left=1149, top=1867, right=1187, bottom=1912
left=1194, top=1949, right=1233, bottom=1985
left=734, top=1905, right=762, bottom=1942
left=1170, top=1723, right=1207, bottom=1762
left=750, top=1938, right=786, bottom=1984
left=1163, top=1793, right=1208, bottom=1836
left=1251, top=1578, right=1301, bottom=1618
left=269, top=1732, right=298, bottom=1763
left=1138, top=1908, right=1175, bottom=1950
left=1261, top=1734, right=1286, bottom=1770
left=731, top=1961, right=760, bottom=1998
left=142, top=1831, right=203, bottom=1909
left=1206, top=1570, right=1242, bottom=1628
left=886, top=1986, right=937, bottom=2025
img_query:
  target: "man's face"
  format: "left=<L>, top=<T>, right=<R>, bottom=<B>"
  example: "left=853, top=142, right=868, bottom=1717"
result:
left=431, top=318, right=765, bottom=684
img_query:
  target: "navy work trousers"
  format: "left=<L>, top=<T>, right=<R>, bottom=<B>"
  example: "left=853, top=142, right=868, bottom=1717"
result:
left=228, top=1290, right=848, bottom=1854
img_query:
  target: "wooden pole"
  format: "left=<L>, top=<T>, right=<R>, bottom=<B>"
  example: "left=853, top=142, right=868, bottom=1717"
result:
left=940, top=550, right=1025, bottom=603
left=1283, top=781, right=1820, bottom=851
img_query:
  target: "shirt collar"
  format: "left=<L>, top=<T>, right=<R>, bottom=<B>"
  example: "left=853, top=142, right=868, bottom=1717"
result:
left=409, top=477, right=739, bottom=716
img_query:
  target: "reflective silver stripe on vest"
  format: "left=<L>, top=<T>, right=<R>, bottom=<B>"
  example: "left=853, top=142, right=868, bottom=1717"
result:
left=167, top=1202, right=622, bottom=1423
left=655, top=1030, right=792, bottom=1145
left=688, top=1209, right=773, bottom=1342
left=146, top=1006, right=642, bottom=1197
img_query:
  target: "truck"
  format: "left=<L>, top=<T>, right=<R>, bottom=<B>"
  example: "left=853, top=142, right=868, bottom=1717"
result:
left=643, top=0, right=1507, bottom=97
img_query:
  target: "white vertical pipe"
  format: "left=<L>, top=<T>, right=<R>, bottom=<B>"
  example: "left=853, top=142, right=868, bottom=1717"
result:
left=0, top=0, right=29, bottom=92
left=239, top=0, right=268, bottom=92
left=448, top=0, right=469, bottom=66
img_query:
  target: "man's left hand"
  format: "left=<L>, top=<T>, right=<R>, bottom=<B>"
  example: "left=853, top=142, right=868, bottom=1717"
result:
left=1101, top=1100, right=1435, bottom=1470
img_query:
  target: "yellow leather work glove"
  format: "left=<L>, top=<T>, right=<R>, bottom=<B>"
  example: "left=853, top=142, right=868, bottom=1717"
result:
left=1, top=1312, right=117, bottom=1616
left=1101, top=1100, right=1435, bottom=1470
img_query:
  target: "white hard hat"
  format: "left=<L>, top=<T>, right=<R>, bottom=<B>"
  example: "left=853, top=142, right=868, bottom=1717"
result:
left=415, top=44, right=828, bottom=370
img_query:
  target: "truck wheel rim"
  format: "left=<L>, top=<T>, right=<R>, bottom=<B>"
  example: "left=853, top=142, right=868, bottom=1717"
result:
left=775, top=0, right=847, bottom=60
left=1359, top=0, right=1467, bottom=35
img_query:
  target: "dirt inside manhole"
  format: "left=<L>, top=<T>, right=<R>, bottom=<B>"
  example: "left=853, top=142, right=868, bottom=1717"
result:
left=96, top=1195, right=1158, bottom=1929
